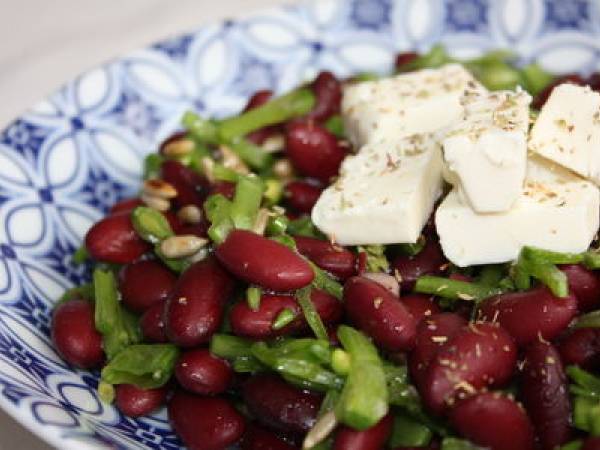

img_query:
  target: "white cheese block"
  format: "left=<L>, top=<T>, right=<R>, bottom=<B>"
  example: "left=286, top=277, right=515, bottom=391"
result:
left=341, top=64, right=486, bottom=147
left=435, top=155, right=600, bottom=266
left=443, top=89, right=531, bottom=213
left=529, top=83, right=600, bottom=184
left=312, top=133, right=444, bottom=245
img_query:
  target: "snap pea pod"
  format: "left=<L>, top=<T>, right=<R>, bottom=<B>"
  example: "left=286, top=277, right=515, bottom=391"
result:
left=297, top=287, right=329, bottom=341
left=415, top=275, right=503, bottom=302
left=218, top=88, right=315, bottom=141
left=93, top=269, right=141, bottom=360
left=101, top=344, right=180, bottom=389
left=335, top=325, right=388, bottom=430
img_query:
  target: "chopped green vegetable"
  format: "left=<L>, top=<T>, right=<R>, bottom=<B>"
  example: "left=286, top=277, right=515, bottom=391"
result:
left=227, top=138, right=273, bottom=171
left=575, top=310, right=600, bottom=329
left=352, top=72, right=380, bottom=82
left=521, top=246, right=584, bottom=265
left=143, top=153, right=165, bottom=180
left=218, top=88, right=315, bottom=141
left=559, top=441, right=583, bottom=450
left=230, top=175, right=264, bottom=230
left=212, top=163, right=240, bottom=182
left=324, top=115, right=345, bottom=138
left=477, top=264, right=506, bottom=287
left=272, top=308, right=297, bottom=330
left=389, top=413, right=433, bottom=448
left=573, top=395, right=600, bottom=435
left=154, top=243, right=191, bottom=273
left=56, top=282, right=94, bottom=306
left=415, top=275, right=502, bottom=302
left=181, top=111, right=219, bottom=144
left=584, top=250, right=600, bottom=270
left=331, top=349, right=351, bottom=376
left=513, top=247, right=570, bottom=297
left=287, top=216, right=323, bottom=238
left=131, top=206, right=174, bottom=243
left=568, top=366, right=600, bottom=398
left=400, top=44, right=451, bottom=72
left=263, top=178, right=283, bottom=206
left=71, top=245, right=89, bottom=265
left=357, top=244, right=389, bottom=273
left=396, top=236, right=426, bottom=257
left=246, top=287, right=261, bottom=311
left=297, top=287, right=329, bottom=341
left=210, top=334, right=254, bottom=359
left=441, top=437, right=485, bottom=450
left=101, top=344, right=180, bottom=389
left=204, top=194, right=234, bottom=244
left=266, top=213, right=289, bottom=236
left=97, top=381, right=115, bottom=404
left=309, top=261, right=343, bottom=300
left=520, top=62, right=554, bottom=96
left=335, top=325, right=388, bottom=430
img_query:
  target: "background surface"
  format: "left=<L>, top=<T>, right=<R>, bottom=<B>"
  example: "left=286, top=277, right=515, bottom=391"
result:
left=0, top=1, right=286, bottom=447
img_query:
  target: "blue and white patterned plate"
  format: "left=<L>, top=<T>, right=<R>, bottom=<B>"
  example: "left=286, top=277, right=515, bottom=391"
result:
left=0, top=0, right=599, bottom=448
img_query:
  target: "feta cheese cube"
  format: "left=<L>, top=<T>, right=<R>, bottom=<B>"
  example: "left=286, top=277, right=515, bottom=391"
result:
left=443, top=89, right=531, bottom=213
left=342, top=64, right=486, bottom=147
left=529, top=83, right=600, bottom=184
left=435, top=155, right=600, bottom=266
left=312, top=133, right=444, bottom=245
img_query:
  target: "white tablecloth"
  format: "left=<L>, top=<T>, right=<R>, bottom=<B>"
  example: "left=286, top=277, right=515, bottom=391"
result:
left=0, top=1, right=286, bottom=448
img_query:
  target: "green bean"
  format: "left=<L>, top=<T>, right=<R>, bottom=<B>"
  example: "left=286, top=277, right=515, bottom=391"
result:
left=297, top=287, right=329, bottom=341
left=143, top=153, right=165, bottom=179
left=351, top=72, right=380, bottom=82
left=574, top=310, right=600, bottom=329
left=209, top=334, right=254, bottom=360
left=567, top=366, right=600, bottom=398
left=520, top=63, right=554, bottom=96
left=246, top=286, right=262, bottom=312
left=414, top=275, right=502, bottom=301
left=357, top=244, right=389, bottom=273
left=477, top=264, right=506, bottom=287
left=97, top=381, right=115, bottom=404
left=331, top=349, right=351, bottom=376
left=287, top=216, right=323, bottom=238
left=218, top=88, right=315, bottom=141
left=230, top=175, right=264, bottom=230
left=154, top=243, right=190, bottom=273
left=470, top=60, right=523, bottom=91
left=400, top=44, right=451, bottom=72
left=441, top=437, right=484, bottom=450
left=56, top=282, right=94, bottom=306
left=324, top=115, right=345, bottom=138
left=131, top=206, right=174, bottom=243
left=309, top=261, right=343, bottom=300
left=227, top=138, right=273, bottom=170
left=101, top=344, right=180, bottom=389
left=515, top=252, right=569, bottom=297
left=273, top=358, right=344, bottom=391
left=559, top=441, right=583, bottom=450
left=266, top=214, right=289, bottom=236
left=389, top=413, right=433, bottom=448
left=272, top=308, right=297, bottom=330
left=584, top=250, right=600, bottom=270
left=335, top=325, right=388, bottom=430
left=396, top=236, right=426, bottom=257
left=204, top=194, right=234, bottom=244
left=212, top=163, right=239, bottom=182
left=71, top=245, right=89, bottom=265
left=263, top=178, right=283, bottom=206
left=573, top=395, right=600, bottom=436
left=521, top=246, right=584, bottom=265
left=181, top=111, right=219, bottom=143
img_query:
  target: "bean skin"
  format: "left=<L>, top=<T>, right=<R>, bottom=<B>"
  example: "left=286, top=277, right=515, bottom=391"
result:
left=175, top=348, right=233, bottom=395
left=85, top=212, right=150, bottom=264
left=479, top=287, right=578, bottom=346
left=140, top=300, right=168, bottom=343
left=242, top=424, right=298, bottom=450
left=401, top=294, right=441, bottom=324
left=51, top=300, right=104, bottom=369
left=284, top=181, right=322, bottom=214
left=285, top=121, right=346, bottom=183
left=333, top=413, right=393, bottom=450
left=558, top=327, right=600, bottom=370
left=242, top=374, right=322, bottom=436
left=230, top=290, right=342, bottom=339
left=307, top=71, right=342, bottom=122
left=115, top=384, right=168, bottom=418
left=391, top=238, right=447, bottom=292
left=449, top=392, right=535, bottom=450
left=169, top=390, right=246, bottom=450
left=161, top=160, right=208, bottom=209
left=583, top=437, right=600, bottom=450
left=344, top=276, right=417, bottom=352
left=164, top=257, right=234, bottom=347
left=119, top=260, right=177, bottom=313
left=560, top=264, right=600, bottom=312
left=216, top=230, right=314, bottom=291
left=421, top=322, right=517, bottom=415
left=409, top=313, right=468, bottom=388
left=294, top=236, right=356, bottom=280
left=520, top=341, right=572, bottom=450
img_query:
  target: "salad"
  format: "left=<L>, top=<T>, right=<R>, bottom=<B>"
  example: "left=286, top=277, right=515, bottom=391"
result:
left=52, top=45, right=600, bottom=450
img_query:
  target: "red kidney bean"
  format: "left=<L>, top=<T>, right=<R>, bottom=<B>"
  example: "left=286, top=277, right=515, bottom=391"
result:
left=521, top=341, right=572, bottom=450
left=344, top=276, right=417, bottom=351
left=333, top=413, right=393, bottom=450
left=395, top=51, right=419, bottom=71
left=532, top=74, right=586, bottom=109
left=401, top=294, right=441, bottom=324
left=161, top=160, right=208, bottom=209
left=159, top=131, right=187, bottom=155
left=51, top=300, right=104, bottom=369
left=285, top=121, right=345, bottom=183
left=119, top=260, right=177, bottom=313
left=409, top=313, right=468, bottom=387
left=391, top=238, right=447, bottom=292
left=140, top=300, right=168, bottom=343
left=421, top=322, right=517, bottom=415
left=242, top=374, right=322, bottom=435
left=242, top=425, right=298, bottom=450
left=216, top=229, right=314, bottom=291
left=449, top=392, right=535, bottom=450
left=307, top=71, right=342, bottom=122
left=85, top=212, right=150, bottom=264
left=589, top=73, right=600, bottom=92
left=164, top=257, right=234, bottom=347
left=392, top=444, right=439, bottom=450
left=115, top=384, right=168, bottom=418
left=560, top=264, right=600, bottom=312
left=558, top=327, right=600, bottom=370
left=109, top=197, right=144, bottom=215
left=209, top=180, right=236, bottom=200
left=294, top=236, right=356, bottom=280
left=162, top=210, right=183, bottom=234
left=175, top=348, right=233, bottom=395
left=245, top=90, right=273, bottom=111
left=583, top=437, right=600, bottom=450
left=230, top=290, right=342, bottom=339
left=169, top=390, right=246, bottom=450
left=479, top=287, right=578, bottom=346
left=284, top=181, right=322, bottom=214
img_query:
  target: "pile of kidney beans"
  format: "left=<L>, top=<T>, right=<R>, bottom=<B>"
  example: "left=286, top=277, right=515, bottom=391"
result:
left=50, top=53, right=600, bottom=450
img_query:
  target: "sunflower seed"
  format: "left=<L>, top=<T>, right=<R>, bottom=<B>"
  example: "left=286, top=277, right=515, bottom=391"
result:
left=143, top=179, right=178, bottom=199
left=261, top=133, right=285, bottom=153
left=272, top=158, right=294, bottom=180
left=162, top=138, right=195, bottom=157
left=252, top=208, right=271, bottom=235
left=177, top=205, right=203, bottom=224
left=140, top=193, right=170, bottom=212
left=220, top=145, right=250, bottom=175
left=303, top=411, right=337, bottom=450
left=160, top=235, right=209, bottom=259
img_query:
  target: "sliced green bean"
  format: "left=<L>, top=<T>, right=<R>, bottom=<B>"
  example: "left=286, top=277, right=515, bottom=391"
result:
left=297, top=287, right=329, bottom=341
left=230, top=175, right=264, bottom=230
left=414, top=276, right=502, bottom=302
left=131, top=206, right=174, bottom=243
left=143, top=153, right=165, bottom=179
left=227, top=138, right=273, bottom=170
left=181, top=111, right=219, bottom=143
left=272, top=308, right=297, bottom=330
